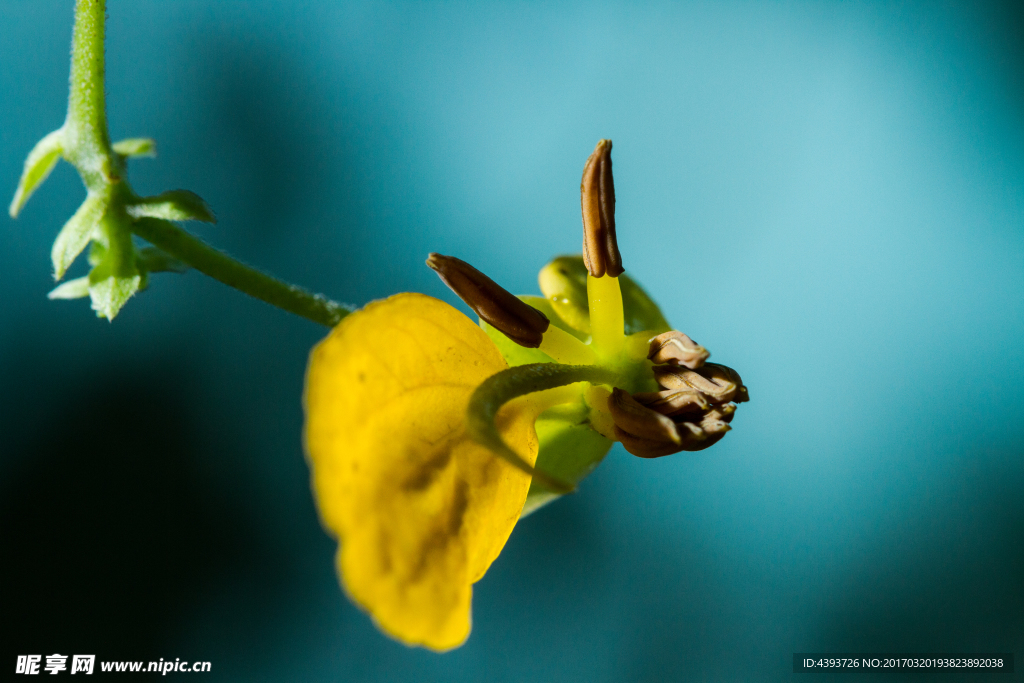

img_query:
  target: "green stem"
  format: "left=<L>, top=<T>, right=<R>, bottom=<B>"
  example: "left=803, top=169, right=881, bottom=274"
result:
left=64, top=0, right=117, bottom=188
left=132, top=218, right=351, bottom=328
left=50, top=0, right=352, bottom=328
left=467, top=363, right=618, bottom=493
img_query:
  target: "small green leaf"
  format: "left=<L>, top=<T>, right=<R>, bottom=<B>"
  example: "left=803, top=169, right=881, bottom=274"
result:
left=127, top=190, right=215, bottom=223
left=47, top=276, right=91, bottom=300
left=9, top=128, right=64, bottom=218
left=52, top=193, right=106, bottom=279
left=112, top=137, right=156, bottom=158
left=85, top=212, right=142, bottom=320
left=136, top=246, right=188, bottom=274
left=88, top=273, right=141, bottom=320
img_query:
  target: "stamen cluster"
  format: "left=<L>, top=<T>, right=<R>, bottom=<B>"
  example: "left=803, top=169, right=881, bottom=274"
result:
left=611, top=332, right=748, bottom=458
left=428, top=139, right=748, bottom=467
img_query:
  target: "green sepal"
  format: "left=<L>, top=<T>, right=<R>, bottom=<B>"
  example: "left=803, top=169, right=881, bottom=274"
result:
left=538, top=255, right=672, bottom=336
left=521, top=401, right=613, bottom=517
left=10, top=128, right=65, bottom=218
left=52, top=192, right=106, bottom=279
left=112, top=137, right=156, bottom=158
left=86, top=212, right=141, bottom=320
left=88, top=272, right=141, bottom=320
left=538, top=256, right=592, bottom=334
left=525, top=295, right=588, bottom=340
left=127, top=190, right=215, bottom=223
left=621, top=272, right=671, bottom=335
left=47, top=276, right=90, bottom=300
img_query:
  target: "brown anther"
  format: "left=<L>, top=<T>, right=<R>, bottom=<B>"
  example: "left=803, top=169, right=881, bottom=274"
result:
left=616, top=429, right=694, bottom=458
left=607, top=388, right=681, bottom=445
left=426, top=253, right=550, bottom=348
left=616, top=418, right=723, bottom=458
left=610, top=385, right=742, bottom=457
left=704, top=403, right=737, bottom=424
left=702, top=364, right=748, bottom=403
left=678, top=421, right=729, bottom=451
left=698, top=415, right=732, bottom=437
left=653, top=363, right=745, bottom=404
left=580, top=139, right=623, bottom=278
left=647, top=331, right=709, bottom=369
left=632, top=389, right=709, bottom=417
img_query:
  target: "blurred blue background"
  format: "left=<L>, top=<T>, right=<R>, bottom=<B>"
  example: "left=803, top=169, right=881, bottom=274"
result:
left=2, top=1, right=1023, bottom=680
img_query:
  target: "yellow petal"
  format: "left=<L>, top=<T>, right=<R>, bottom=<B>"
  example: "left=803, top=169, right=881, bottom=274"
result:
left=303, top=293, right=539, bottom=651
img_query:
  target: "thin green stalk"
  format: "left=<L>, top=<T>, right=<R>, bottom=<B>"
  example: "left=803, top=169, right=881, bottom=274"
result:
left=65, top=0, right=118, bottom=188
left=132, top=218, right=350, bottom=328
left=467, top=363, right=618, bottom=493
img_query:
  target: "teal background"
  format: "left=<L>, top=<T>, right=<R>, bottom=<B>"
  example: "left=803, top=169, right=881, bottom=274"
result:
left=2, top=1, right=1023, bottom=680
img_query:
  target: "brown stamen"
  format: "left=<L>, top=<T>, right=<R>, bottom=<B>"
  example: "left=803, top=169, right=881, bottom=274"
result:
left=648, top=331, right=709, bottom=369
left=426, top=253, right=550, bottom=348
left=581, top=139, right=623, bottom=278
left=615, top=417, right=722, bottom=458
left=616, top=429, right=693, bottom=459
left=653, top=363, right=745, bottom=404
left=632, top=388, right=710, bottom=417
left=704, top=403, right=737, bottom=424
left=608, top=388, right=681, bottom=444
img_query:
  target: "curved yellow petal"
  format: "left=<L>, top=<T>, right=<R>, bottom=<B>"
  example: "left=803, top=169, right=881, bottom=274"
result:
left=303, top=292, right=539, bottom=651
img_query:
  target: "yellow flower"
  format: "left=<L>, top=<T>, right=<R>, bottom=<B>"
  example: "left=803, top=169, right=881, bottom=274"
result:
left=303, top=140, right=749, bottom=651
left=305, top=293, right=544, bottom=649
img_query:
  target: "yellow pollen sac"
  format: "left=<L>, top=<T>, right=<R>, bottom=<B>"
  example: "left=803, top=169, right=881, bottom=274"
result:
left=303, top=293, right=539, bottom=651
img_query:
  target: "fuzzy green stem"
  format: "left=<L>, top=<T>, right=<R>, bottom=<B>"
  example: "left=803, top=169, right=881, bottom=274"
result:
left=64, top=0, right=117, bottom=188
left=132, top=218, right=350, bottom=328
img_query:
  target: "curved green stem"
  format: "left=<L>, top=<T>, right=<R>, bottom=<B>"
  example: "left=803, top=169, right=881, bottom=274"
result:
left=466, top=363, right=618, bottom=493
left=131, top=218, right=350, bottom=328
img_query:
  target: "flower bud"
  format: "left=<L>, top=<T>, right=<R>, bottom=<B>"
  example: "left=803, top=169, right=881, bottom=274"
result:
left=581, top=139, right=623, bottom=278
left=427, top=253, right=550, bottom=348
left=647, top=331, right=709, bottom=369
